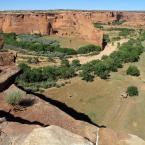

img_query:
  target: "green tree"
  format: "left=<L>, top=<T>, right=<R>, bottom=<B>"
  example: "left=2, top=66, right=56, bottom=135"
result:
left=61, top=59, right=70, bottom=67
left=71, top=59, right=81, bottom=69
left=77, top=45, right=101, bottom=54
left=127, top=65, right=140, bottom=76
left=127, top=86, right=139, bottom=96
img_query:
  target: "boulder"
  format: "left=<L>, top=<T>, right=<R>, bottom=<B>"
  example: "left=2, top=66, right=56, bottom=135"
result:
left=22, top=125, right=93, bottom=145
left=0, top=36, right=4, bottom=49
left=0, top=52, right=16, bottom=66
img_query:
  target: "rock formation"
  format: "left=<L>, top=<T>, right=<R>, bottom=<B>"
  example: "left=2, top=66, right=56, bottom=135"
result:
left=0, top=36, right=4, bottom=49
left=0, top=11, right=145, bottom=47
left=0, top=52, right=16, bottom=66
left=21, top=125, right=93, bottom=145
left=0, top=52, right=20, bottom=91
left=0, top=12, right=103, bottom=46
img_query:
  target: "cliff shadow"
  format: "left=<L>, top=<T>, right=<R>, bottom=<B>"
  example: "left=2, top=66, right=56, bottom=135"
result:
left=0, top=110, right=47, bottom=127
left=16, top=85, right=106, bottom=128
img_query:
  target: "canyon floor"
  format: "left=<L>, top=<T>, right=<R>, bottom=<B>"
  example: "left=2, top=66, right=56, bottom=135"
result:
left=44, top=50, right=145, bottom=139
left=1, top=11, right=145, bottom=145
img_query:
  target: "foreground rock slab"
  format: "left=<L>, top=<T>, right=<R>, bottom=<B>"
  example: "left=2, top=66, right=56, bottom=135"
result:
left=21, top=125, right=93, bottom=145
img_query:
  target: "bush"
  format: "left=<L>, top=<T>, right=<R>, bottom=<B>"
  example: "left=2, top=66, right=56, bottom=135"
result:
left=61, top=59, right=70, bottom=67
left=103, top=34, right=110, bottom=43
left=80, top=63, right=94, bottom=82
left=94, top=23, right=104, bottom=29
left=77, top=45, right=101, bottom=54
left=127, top=65, right=140, bottom=76
left=5, top=91, right=22, bottom=106
left=112, top=20, right=126, bottom=25
left=127, top=86, right=139, bottom=96
left=71, top=59, right=81, bottom=69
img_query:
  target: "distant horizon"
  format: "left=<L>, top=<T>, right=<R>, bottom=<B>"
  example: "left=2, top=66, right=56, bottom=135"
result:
left=0, top=9, right=145, bottom=12
left=0, top=0, right=145, bottom=11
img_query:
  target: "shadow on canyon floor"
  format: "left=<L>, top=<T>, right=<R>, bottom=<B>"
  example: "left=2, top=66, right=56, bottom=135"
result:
left=0, top=110, right=47, bottom=127
left=16, top=85, right=106, bottom=128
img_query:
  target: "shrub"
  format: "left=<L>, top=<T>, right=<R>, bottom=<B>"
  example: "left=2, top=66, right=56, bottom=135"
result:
left=5, top=91, right=22, bottom=106
left=94, top=23, right=104, bottom=29
left=80, top=63, right=94, bottom=81
left=112, top=20, right=126, bottom=25
left=80, top=71, right=94, bottom=82
left=94, top=61, right=110, bottom=79
left=103, top=34, right=110, bottom=43
left=127, top=65, right=140, bottom=76
left=127, top=86, right=139, bottom=96
left=77, top=45, right=101, bottom=54
left=71, top=59, right=81, bottom=69
left=61, top=59, right=70, bottom=67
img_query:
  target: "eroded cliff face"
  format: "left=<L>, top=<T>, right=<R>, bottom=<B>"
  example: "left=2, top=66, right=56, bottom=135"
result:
left=0, top=11, right=145, bottom=48
left=0, top=36, right=4, bottom=49
left=88, top=11, right=145, bottom=28
left=0, top=12, right=103, bottom=46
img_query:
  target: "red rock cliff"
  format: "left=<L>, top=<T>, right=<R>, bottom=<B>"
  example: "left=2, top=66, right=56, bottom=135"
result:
left=0, top=12, right=103, bottom=46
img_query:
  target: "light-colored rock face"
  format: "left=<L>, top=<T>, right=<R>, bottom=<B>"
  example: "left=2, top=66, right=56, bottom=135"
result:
left=22, top=125, right=93, bottom=145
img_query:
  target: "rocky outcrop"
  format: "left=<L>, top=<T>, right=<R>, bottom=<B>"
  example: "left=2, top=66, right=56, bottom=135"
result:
left=0, top=52, right=16, bottom=66
left=0, top=11, right=145, bottom=47
left=21, top=125, right=93, bottom=145
left=0, top=52, right=20, bottom=91
left=0, top=36, right=4, bottom=49
left=0, top=84, right=98, bottom=143
left=0, top=12, right=103, bottom=46
left=6, top=125, right=145, bottom=145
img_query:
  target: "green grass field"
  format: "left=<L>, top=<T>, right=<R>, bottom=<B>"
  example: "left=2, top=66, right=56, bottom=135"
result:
left=44, top=51, right=145, bottom=140
left=42, top=35, right=91, bottom=49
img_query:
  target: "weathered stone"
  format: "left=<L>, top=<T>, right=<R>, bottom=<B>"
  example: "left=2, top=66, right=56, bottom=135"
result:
left=21, top=125, right=94, bottom=145
left=0, top=12, right=103, bottom=46
left=0, top=52, right=16, bottom=66
left=0, top=36, right=4, bottom=49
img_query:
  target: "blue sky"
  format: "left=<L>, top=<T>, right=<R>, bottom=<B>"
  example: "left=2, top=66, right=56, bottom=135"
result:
left=0, top=0, right=145, bottom=11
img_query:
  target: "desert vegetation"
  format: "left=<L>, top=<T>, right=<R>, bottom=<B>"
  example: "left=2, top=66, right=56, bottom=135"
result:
left=2, top=33, right=101, bottom=57
left=127, top=86, right=139, bottom=96
left=15, top=32, right=145, bottom=90
left=126, top=65, right=140, bottom=76
left=80, top=38, right=143, bottom=81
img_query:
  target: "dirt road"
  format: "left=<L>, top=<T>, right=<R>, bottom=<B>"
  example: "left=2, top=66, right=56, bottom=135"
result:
left=69, top=39, right=128, bottom=64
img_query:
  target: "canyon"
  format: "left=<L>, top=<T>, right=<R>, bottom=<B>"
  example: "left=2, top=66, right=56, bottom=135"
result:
left=0, top=51, right=145, bottom=145
left=1, top=10, right=145, bottom=145
left=0, top=10, right=145, bottom=47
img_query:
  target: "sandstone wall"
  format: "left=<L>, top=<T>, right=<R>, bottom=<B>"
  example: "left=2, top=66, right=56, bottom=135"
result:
left=0, top=12, right=103, bottom=46
left=0, top=11, right=145, bottom=47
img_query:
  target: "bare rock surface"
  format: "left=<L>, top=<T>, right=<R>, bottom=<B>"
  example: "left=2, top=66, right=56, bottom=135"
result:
left=0, top=52, right=16, bottom=66
left=98, top=128, right=145, bottom=145
left=0, top=36, right=4, bottom=49
left=0, top=84, right=99, bottom=143
left=21, top=125, right=93, bottom=145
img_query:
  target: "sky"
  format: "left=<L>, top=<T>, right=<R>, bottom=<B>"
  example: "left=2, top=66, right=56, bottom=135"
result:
left=0, top=0, right=145, bottom=11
